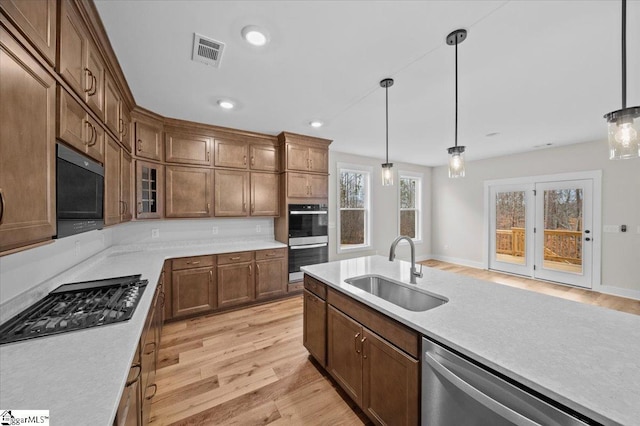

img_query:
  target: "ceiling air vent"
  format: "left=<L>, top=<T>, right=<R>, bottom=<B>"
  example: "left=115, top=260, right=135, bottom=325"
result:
left=192, top=33, right=225, bottom=68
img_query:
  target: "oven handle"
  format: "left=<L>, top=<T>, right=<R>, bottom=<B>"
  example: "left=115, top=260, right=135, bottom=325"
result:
left=289, top=211, right=327, bottom=215
left=290, top=243, right=328, bottom=250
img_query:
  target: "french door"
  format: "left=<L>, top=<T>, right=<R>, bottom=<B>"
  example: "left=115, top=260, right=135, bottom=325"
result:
left=488, top=178, right=594, bottom=288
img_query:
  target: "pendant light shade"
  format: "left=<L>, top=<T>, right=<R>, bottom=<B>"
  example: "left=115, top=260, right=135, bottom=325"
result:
left=446, top=29, right=468, bottom=178
left=604, top=0, right=640, bottom=160
left=380, top=78, right=394, bottom=186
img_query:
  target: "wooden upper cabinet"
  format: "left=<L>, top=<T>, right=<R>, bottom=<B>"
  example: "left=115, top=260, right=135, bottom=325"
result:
left=214, top=169, right=248, bottom=217
left=104, top=136, right=121, bottom=226
left=250, top=172, right=279, bottom=216
left=286, top=172, right=327, bottom=199
left=165, top=166, right=212, bottom=218
left=135, top=120, right=163, bottom=161
left=165, top=131, right=212, bottom=166
left=308, top=147, right=328, bottom=173
left=250, top=144, right=278, bottom=171
left=309, top=174, right=328, bottom=198
left=104, top=72, right=122, bottom=136
left=121, top=150, right=133, bottom=222
left=59, top=1, right=104, bottom=119
left=120, top=107, right=132, bottom=151
left=57, top=88, right=104, bottom=163
left=0, top=0, right=57, bottom=65
left=286, top=143, right=329, bottom=173
left=214, top=138, right=248, bottom=169
left=0, top=28, right=56, bottom=251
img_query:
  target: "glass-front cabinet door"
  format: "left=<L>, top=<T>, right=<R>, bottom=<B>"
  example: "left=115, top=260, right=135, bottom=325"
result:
left=136, top=160, right=163, bottom=219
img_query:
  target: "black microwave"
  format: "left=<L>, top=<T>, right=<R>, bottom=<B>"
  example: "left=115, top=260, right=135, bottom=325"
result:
left=56, top=143, right=104, bottom=238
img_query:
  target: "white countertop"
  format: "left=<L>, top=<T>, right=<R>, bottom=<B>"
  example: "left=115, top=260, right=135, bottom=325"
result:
left=0, top=239, right=286, bottom=426
left=302, top=256, right=640, bottom=426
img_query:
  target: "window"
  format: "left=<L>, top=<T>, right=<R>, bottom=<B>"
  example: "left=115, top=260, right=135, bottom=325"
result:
left=338, top=165, right=371, bottom=251
left=399, top=173, right=422, bottom=241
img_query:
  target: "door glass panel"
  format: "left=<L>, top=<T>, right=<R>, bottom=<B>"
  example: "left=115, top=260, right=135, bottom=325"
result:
left=542, top=189, right=583, bottom=274
left=495, top=191, right=526, bottom=265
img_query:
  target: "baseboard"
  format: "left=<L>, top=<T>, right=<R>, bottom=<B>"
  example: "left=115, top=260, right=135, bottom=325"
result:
left=595, top=285, right=640, bottom=301
left=428, top=255, right=485, bottom=270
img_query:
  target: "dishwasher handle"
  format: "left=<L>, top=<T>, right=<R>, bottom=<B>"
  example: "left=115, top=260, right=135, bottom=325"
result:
left=425, top=352, right=541, bottom=426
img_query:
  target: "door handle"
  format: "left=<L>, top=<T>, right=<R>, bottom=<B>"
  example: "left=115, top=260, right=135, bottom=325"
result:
left=354, top=332, right=361, bottom=354
left=84, top=67, right=95, bottom=93
left=361, top=336, right=367, bottom=359
left=125, top=363, right=141, bottom=387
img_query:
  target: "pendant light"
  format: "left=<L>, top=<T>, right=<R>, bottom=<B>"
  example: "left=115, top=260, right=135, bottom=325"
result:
left=380, top=78, right=394, bottom=186
left=446, top=29, right=467, bottom=178
left=604, top=0, right=640, bottom=160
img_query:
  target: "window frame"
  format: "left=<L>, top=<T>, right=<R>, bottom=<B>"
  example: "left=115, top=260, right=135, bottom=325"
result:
left=337, top=163, right=372, bottom=253
left=398, top=171, right=422, bottom=243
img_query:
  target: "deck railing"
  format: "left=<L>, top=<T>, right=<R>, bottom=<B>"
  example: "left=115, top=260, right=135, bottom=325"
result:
left=496, top=228, right=582, bottom=264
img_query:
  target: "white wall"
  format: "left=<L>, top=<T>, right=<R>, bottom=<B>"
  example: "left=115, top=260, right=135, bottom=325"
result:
left=431, top=140, right=640, bottom=294
left=328, top=150, right=432, bottom=263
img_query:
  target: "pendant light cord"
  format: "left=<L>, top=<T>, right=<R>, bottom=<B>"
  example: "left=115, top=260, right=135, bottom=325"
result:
left=454, top=39, right=459, bottom=148
left=622, top=0, right=627, bottom=109
left=385, top=84, right=389, bottom=163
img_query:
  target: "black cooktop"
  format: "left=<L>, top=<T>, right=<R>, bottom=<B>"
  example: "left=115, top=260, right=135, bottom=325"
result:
left=0, top=275, right=147, bottom=345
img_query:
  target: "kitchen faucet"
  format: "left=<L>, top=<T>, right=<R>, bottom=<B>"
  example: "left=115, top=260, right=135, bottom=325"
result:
left=389, top=236, right=423, bottom=284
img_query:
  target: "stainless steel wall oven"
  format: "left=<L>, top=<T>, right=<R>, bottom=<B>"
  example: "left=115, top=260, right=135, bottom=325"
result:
left=288, top=204, right=328, bottom=281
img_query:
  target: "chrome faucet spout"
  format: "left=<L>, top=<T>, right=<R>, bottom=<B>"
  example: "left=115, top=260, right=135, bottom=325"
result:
left=388, top=236, right=423, bottom=284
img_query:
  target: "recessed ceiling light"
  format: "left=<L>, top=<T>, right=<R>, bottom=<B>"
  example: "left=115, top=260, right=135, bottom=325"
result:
left=309, top=120, right=324, bottom=128
left=217, top=100, right=235, bottom=110
left=241, top=25, right=269, bottom=47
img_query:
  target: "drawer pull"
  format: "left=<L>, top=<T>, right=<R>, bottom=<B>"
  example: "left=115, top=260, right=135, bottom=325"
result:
left=125, top=363, right=141, bottom=387
left=248, top=264, right=252, bottom=276
left=230, top=256, right=241, bottom=261
left=361, top=336, right=368, bottom=359
left=354, top=332, right=361, bottom=354
left=266, top=252, right=276, bottom=257
left=187, top=261, right=200, bottom=265
left=209, top=270, right=213, bottom=282
left=145, top=384, right=158, bottom=400
left=144, top=341, right=156, bottom=355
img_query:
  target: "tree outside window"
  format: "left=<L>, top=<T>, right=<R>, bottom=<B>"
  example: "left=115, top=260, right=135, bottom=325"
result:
left=339, top=168, right=369, bottom=249
left=399, top=175, right=421, bottom=240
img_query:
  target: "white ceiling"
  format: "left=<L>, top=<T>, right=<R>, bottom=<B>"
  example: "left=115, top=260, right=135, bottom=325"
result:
left=94, top=0, right=640, bottom=167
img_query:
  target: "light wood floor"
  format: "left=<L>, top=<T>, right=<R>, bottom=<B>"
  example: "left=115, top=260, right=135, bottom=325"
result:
left=150, top=261, right=639, bottom=425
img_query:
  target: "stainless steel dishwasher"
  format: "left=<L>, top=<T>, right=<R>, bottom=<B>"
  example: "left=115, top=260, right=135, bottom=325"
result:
left=422, top=338, right=592, bottom=426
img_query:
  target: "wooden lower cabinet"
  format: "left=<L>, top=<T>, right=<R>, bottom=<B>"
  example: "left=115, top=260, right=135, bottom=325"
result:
left=115, top=342, right=141, bottom=426
left=327, top=306, right=364, bottom=404
left=303, top=290, right=326, bottom=366
left=140, top=284, right=162, bottom=425
left=217, top=259, right=255, bottom=308
left=172, top=263, right=216, bottom=319
left=255, top=249, right=286, bottom=299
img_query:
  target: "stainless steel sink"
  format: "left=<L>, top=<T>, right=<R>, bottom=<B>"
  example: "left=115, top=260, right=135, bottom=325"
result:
left=344, top=275, right=447, bottom=312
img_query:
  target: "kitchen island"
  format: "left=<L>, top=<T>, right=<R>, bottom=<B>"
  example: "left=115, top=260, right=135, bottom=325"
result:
left=302, top=255, right=640, bottom=426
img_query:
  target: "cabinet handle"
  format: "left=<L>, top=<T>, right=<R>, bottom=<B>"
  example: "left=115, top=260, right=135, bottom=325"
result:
left=207, top=151, right=210, bottom=162
left=251, top=203, right=255, bottom=214
left=243, top=202, right=246, bottom=212
left=160, top=291, right=165, bottom=308
left=354, top=332, right=361, bottom=354
left=187, top=261, right=200, bottom=265
left=256, top=264, right=260, bottom=276
left=361, top=337, right=368, bottom=359
left=137, top=139, right=142, bottom=152
left=83, top=67, right=95, bottom=93
left=125, top=363, right=141, bottom=387
left=124, top=201, right=128, bottom=214
left=144, top=341, right=156, bottom=355
left=266, top=252, right=276, bottom=257
left=145, top=384, right=158, bottom=400
left=119, top=200, right=125, bottom=215
left=209, top=270, right=213, bottom=282
left=0, top=188, right=4, bottom=224
left=309, top=158, right=313, bottom=169
left=307, top=158, right=310, bottom=169
left=243, top=155, right=247, bottom=166
left=206, top=203, right=210, bottom=213
left=251, top=156, right=255, bottom=166
left=230, top=256, right=241, bottom=260
left=248, top=264, right=252, bottom=276
left=90, top=74, right=97, bottom=96
left=88, top=124, right=98, bottom=146
left=84, top=121, right=94, bottom=146
left=118, top=118, right=124, bottom=134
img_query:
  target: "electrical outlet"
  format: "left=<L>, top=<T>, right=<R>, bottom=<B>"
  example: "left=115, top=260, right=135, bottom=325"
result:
left=151, top=229, right=160, bottom=239
left=256, top=225, right=262, bottom=233
left=212, top=226, right=218, bottom=235
left=603, top=225, right=619, bottom=233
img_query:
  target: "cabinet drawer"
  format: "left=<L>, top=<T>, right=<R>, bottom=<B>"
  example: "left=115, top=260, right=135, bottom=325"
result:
left=255, top=248, right=285, bottom=261
left=327, top=288, right=419, bottom=358
left=172, top=255, right=214, bottom=270
left=304, top=274, right=326, bottom=300
left=217, top=251, right=253, bottom=265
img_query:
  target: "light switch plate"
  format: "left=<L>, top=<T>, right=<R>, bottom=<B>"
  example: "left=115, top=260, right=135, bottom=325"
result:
left=151, top=229, right=160, bottom=239
left=212, top=226, right=218, bottom=235
left=603, top=225, right=619, bottom=233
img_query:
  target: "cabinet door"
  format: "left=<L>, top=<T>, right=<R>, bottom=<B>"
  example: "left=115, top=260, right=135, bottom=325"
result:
left=214, top=138, right=248, bottom=169
left=286, top=144, right=309, bottom=171
left=120, top=150, right=132, bottom=222
left=136, top=160, right=163, bottom=219
left=218, top=262, right=255, bottom=308
left=309, top=174, right=328, bottom=198
left=85, top=42, right=104, bottom=120
left=141, top=293, right=158, bottom=426
left=308, top=147, right=328, bottom=173
left=120, top=107, right=132, bottom=151
left=256, top=258, right=286, bottom=299
left=0, top=28, right=56, bottom=251
left=362, top=329, right=419, bottom=426
left=327, top=306, right=363, bottom=406
left=58, top=0, right=87, bottom=97
left=303, top=290, right=326, bottom=366
left=104, top=136, right=121, bottom=226
left=287, top=172, right=310, bottom=198
left=250, top=172, right=279, bottom=216
left=104, top=72, right=121, bottom=136
left=165, top=132, right=212, bottom=166
left=0, top=0, right=57, bottom=64
left=172, top=266, right=216, bottom=318
left=165, top=166, right=212, bottom=218
left=135, top=121, right=163, bottom=161
left=58, top=87, right=89, bottom=153
left=214, top=169, right=248, bottom=217
left=250, top=144, right=278, bottom=171
left=85, top=114, right=104, bottom=163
